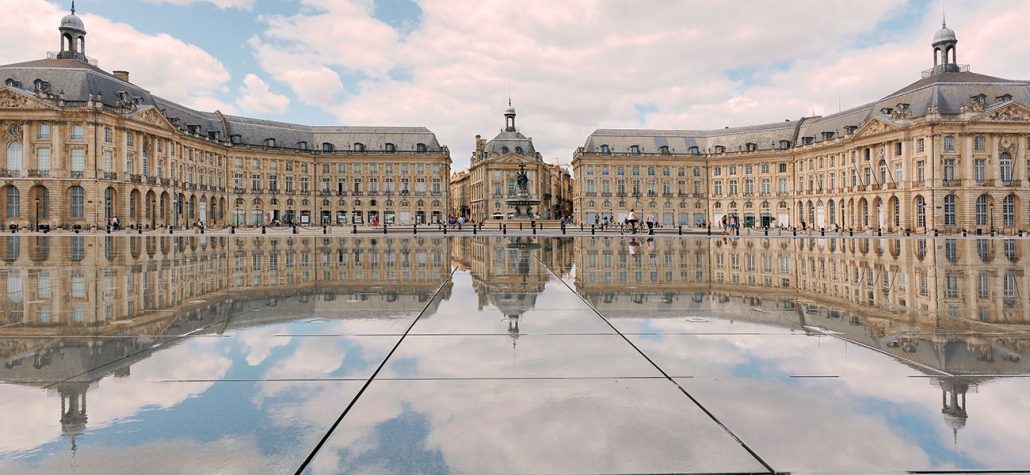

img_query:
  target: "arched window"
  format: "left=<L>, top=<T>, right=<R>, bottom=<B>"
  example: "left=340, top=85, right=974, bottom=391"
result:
left=1003, top=194, right=1016, bottom=227
left=33, top=187, right=49, bottom=219
left=915, top=195, right=926, bottom=228
left=944, top=194, right=956, bottom=226
left=70, top=186, right=84, bottom=219
left=6, top=141, right=22, bottom=172
left=1000, top=153, right=1014, bottom=184
left=501, top=146, right=510, bottom=154
left=828, top=200, right=836, bottom=224
left=104, top=188, right=115, bottom=220
left=515, top=146, right=524, bottom=155
left=976, top=194, right=989, bottom=226
left=5, top=186, right=19, bottom=218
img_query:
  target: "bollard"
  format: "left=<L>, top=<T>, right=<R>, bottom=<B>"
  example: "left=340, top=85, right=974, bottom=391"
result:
left=821, top=227, right=825, bottom=237
left=383, top=224, right=388, bottom=235
left=169, top=225, right=173, bottom=235
left=262, top=225, right=266, bottom=235
left=323, top=225, right=328, bottom=235
left=443, top=225, right=447, bottom=235
left=792, top=227, right=797, bottom=237
left=706, top=224, right=711, bottom=236
left=473, top=225, right=477, bottom=235
left=877, top=228, right=881, bottom=237
left=230, top=225, right=235, bottom=234
left=353, top=224, right=357, bottom=234
left=106, top=224, right=111, bottom=234
left=580, top=223, right=584, bottom=232
left=503, top=224, right=507, bottom=235
left=678, top=225, right=683, bottom=236
left=519, top=222, right=523, bottom=231
left=561, top=224, right=566, bottom=235
left=591, top=224, right=595, bottom=235
left=764, top=227, right=769, bottom=236
left=934, top=229, right=939, bottom=237
left=293, top=225, right=298, bottom=235
left=413, top=224, right=417, bottom=235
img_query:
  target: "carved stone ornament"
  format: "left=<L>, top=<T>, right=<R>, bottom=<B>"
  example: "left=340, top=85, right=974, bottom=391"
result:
left=0, top=89, right=35, bottom=109
left=132, top=107, right=171, bottom=129
left=1000, top=136, right=1016, bottom=154
left=978, top=103, right=1030, bottom=122
left=857, top=119, right=895, bottom=137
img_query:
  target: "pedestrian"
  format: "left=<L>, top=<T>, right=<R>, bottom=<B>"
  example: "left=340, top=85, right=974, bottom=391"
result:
left=628, top=238, right=639, bottom=256
left=646, top=212, right=656, bottom=235
left=721, top=215, right=728, bottom=235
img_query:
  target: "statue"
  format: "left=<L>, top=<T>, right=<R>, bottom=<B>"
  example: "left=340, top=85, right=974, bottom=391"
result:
left=515, top=164, right=530, bottom=195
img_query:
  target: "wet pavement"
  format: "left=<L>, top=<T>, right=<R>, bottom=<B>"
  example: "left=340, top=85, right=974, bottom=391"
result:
left=0, top=235, right=1027, bottom=474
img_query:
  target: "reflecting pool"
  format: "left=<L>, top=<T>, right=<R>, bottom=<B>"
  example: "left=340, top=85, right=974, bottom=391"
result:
left=0, top=235, right=1027, bottom=474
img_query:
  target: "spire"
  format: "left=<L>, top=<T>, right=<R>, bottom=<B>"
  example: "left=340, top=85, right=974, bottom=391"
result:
left=71, top=0, right=76, bottom=15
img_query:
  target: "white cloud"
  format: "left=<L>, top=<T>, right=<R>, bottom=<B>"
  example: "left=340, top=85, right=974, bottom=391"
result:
left=0, top=0, right=236, bottom=113
left=246, top=0, right=1030, bottom=171
left=236, top=73, right=291, bottom=114
left=143, top=0, right=255, bottom=9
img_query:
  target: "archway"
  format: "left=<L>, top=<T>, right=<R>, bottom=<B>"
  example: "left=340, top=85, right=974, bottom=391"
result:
left=104, top=187, right=117, bottom=224
left=0, top=185, right=19, bottom=226
left=887, top=196, right=900, bottom=231
left=28, top=185, right=49, bottom=230
left=873, top=197, right=884, bottom=230
left=159, top=191, right=170, bottom=225
left=129, top=188, right=142, bottom=224
left=146, top=190, right=156, bottom=228
left=815, top=201, right=826, bottom=228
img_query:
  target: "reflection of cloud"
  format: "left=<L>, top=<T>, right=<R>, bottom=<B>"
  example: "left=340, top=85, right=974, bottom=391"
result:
left=0, top=436, right=273, bottom=475
left=0, top=339, right=230, bottom=455
left=239, top=326, right=292, bottom=366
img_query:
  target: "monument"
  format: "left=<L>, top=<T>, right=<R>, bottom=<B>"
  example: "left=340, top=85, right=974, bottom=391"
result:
left=506, top=163, right=541, bottom=219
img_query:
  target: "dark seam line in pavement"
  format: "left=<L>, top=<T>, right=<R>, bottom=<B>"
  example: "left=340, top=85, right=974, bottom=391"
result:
left=155, top=376, right=668, bottom=383
left=788, top=375, right=839, bottom=378
left=909, top=471, right=1030, bottom=474
left=535, top=256, right=777, bottom=475
left=295, top=266, right=458, bottom=475
left=273, top=333, right=408, bottom=337
left=908, top=374, right=1030, bottom=378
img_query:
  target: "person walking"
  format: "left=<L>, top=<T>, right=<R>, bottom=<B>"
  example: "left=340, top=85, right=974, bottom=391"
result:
left=720, top=215, right=728, bottom=235
left=646, top=212, right=656, bottom=235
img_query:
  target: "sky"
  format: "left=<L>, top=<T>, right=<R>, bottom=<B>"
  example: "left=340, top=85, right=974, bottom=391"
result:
left=2, top=0, right=1030, bottom=171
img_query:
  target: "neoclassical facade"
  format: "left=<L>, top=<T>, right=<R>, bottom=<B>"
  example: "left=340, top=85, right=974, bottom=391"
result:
left=450, top=105, right=573, bottom=221
left=574, top=22, right=1030, bottom=234
left=0, top=7, right=451, bottom=230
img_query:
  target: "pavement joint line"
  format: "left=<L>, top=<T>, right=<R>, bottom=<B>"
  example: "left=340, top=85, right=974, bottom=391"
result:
left=819, top=330, right=954, bottom=378
left=153, top=376, right=671, bottom=383
left=295, top=266, right=459, bottom=475
left=534, top=255, right=777, bottom=474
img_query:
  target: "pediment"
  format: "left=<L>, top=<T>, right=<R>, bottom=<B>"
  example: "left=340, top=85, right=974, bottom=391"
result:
left=129, top=106, right=177, bottom=131
left=0, top=87, right=60, bottom=111
left=853, top=118, right=899, bottom=139
left=487, top=153, right=538, bottom=165
left=973, top=102, right=1030, bottom=122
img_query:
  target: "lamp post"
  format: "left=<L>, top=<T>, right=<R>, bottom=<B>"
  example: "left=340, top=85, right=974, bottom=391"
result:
left=34, top=196, right=39, bottom=232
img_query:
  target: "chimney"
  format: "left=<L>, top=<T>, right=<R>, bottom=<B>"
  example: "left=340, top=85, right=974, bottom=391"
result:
left=113, top=70, right=130, bottom=83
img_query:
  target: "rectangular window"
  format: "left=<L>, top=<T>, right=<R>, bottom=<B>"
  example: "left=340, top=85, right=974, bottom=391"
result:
left=104, top=128, right=112, bottom=143
left=943, top=135, right=955, bottom=152
left=974, top=159, right=986, bottom=183
left=37, top=124, right=50, bottom=140
left=71, top=124, right=85, bottom=140
left=894, top=142, right=902, bottom=156
left=70, top=148, right=85, bottom=172
left=916, top=137, right=924, bottom=152
left=103, top=150, right=113, bottom=172
left=943, top=159, right=955, bottom=180
left=975, top=135, right=986, bottom=151
left=37, top=147, right=51, bottom=171
left=916, top=161, right=925, bottom=182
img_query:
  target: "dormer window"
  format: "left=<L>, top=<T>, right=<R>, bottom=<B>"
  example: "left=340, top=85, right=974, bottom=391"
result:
left=384, top=142, right=396, bottom=153
left=713, top=145, right=725, bottom=154
left=971, top=94, right=987, bottom=108
left=515, top=146, right=524, bottom=155
left=297, top=141, right=308, bottom=150
left=744, top=143, right=757, bottom=152
left=187, top=125, right=201, bottom=135
left=778, top=140, right=791, bottom=149
left=230, top=134, right=241, bottom=145
left=353, top=142, right=365, bottom=152
left=844, top=125, right=858, bottom=135
left=630, top=145, right=641, bottom=155
left=264, top=138, right=276, bottom=147
left=880, top=107, right=893, bottom=115
left=801, top=136, right=814, bottom=145
left=599, top=144, right=610, bottom=154
left=821, top=131, right=835, bottom=141
left=208, top=131, right=220, bottom=140
left=322, top=142, right=334, bottom=152
left=501, top=146, right=510, bottom=154
left=688, top=146, right=700, bottom=155
left=996, top=94, right=1013, bottom=103
left=416, top=143, right=427, bottom=153
left=4, top=78, right=15, bottom=87
left=658, top=145, right=670, bottom=155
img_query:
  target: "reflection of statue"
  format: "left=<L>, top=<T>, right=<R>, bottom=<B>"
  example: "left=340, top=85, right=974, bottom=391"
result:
left=515, top=164, right=530, bottom=195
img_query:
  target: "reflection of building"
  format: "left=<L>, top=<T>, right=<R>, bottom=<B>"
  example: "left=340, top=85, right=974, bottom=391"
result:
left=451, top=105, right=573, bottom=221
left=0, top=5, right=451, bottom=230
left=574, top=21, right=1030, bottom=234
left=573, top=235, right=1030, bottom=443
left=0, top=234, right=453, bottom=449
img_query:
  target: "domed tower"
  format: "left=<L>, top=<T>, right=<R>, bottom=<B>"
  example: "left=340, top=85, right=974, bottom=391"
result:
left=932, top=16, right=959, bottom=73
left=57, top=1, right=88, bottom=61
left=504, top=99, right=517, bottom=132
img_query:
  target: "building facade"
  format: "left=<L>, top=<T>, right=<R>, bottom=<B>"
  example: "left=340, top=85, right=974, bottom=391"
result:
left=574, top=22, right=1030, bottom=234
left=451, top=105, right=573, bottom=222
left=0, top=7, right=450, bottom=230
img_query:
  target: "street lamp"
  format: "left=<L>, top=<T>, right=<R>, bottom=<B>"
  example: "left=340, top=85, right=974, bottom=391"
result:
left=34, top=196, right=39, bottom=232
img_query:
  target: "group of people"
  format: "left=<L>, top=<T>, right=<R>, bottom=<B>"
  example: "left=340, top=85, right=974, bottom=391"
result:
left=590, top=209, right=661, bottom=235
left=446, top=215, right=470, bottom=229
left=720, top=215, right=740, bottom=236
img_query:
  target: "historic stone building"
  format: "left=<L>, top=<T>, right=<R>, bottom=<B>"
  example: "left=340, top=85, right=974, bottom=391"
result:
left=0, top=6, right=451, bottom=230
left=451, top=104, right=573, bottom=222
left=574, top=21, right=1030, bottom=234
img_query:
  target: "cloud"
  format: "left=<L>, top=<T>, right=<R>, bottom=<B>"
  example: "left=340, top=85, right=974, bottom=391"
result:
left=236, top=73, right=291, bottom=114
left=244, top=0, right=1030, bottom=171
left=142, top=0, right=256, bottom=9
left=0, top=0, right=235, bottom=113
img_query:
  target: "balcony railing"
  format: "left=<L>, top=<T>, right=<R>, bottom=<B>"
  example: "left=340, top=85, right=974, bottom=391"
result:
left=160, top=178, right=171, bottom=186
left=129, top=174, right=143, bottom=184
left=70, top=171, right=85, bottom=179
left=943, top=179, right=961, bottom=187
left=0, top=169, right=18, bottom=178
left=234, top=187, right=246, bottom=194
left=269, top=188, right=279, bottom=194
left=27, top=169, right=50, bottom=178
left=147, top=177, right=157, bottom=185
left=252, top=188, right=264, bottom=194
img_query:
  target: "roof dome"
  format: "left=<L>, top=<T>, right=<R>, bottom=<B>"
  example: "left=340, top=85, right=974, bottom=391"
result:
left=933, top=25, right=956, bottom=44
left=505, top=105, right=516, bottom=115
left=61, top=13, right=85, bottom=32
